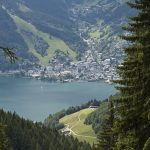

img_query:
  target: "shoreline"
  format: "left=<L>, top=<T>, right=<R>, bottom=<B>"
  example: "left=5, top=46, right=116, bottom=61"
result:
left=0, top=71, right=113, bottom=84
left=0, top=75, right=116, bottom=121
left=0, top=72, right=113, bottom=84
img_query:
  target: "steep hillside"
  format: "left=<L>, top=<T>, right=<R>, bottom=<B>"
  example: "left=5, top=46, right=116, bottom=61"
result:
left=0, top=0, right=135, bottom=72
left=10, top=13, right=76, bottom=65
left=0, top=0, right=81, bottom=69
left=0, top=109, right=92, bottom=150
left=60, top=108, right=97, bottom=145
left=84, top=101, right=109, bottom=134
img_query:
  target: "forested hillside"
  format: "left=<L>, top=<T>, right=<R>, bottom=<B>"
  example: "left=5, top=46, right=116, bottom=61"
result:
left=1, top=0, right=150, bottom=149
left=84, top=101, right=108, bottom=134
left=84, top=95, right=119, bottom=134
left=0, top=109, right=92, bottom=150
left=96, top=0, right=150, bottom=149
left=44, top=99, right=100, bottom=129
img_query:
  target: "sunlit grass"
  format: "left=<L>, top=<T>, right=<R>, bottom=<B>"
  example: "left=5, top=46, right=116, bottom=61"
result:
left=10, top=14, right=77, bottom=65
left=89, top=30, right=102, bottom=39
left=60, top=108, right=97, bottom=145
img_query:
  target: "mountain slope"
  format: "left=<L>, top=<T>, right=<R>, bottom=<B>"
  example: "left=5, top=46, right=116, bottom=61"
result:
left=0, top=0, right=135, bottom=71
left=0, top=109, right=92, bottom=150
left=10, top=13, right=76, bottom=65
left=60, top=108, right=97, bottom=145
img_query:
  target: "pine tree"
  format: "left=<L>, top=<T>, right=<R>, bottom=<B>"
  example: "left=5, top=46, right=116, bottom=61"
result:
left=113, top=0, right=150, bottom=149
left=0, top=46, right=18, bottom=63
left=97, top=99, right=115, bottom=150
left=0, top=123, right=12, bottom=150
left=143, top=137, right=150, bottom=150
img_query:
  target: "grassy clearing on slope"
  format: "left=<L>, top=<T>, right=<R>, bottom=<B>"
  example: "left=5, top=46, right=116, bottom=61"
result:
left=89, top=30, right=102, bottom=39
left=60, top=108, right=97, bottom=145
left=9, top=14, right=76, bottom=65
left=18, top=4, right=32, bottom=13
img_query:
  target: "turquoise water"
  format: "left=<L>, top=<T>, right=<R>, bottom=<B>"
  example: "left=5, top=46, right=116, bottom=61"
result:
left=0, top=76, right=116, bottom=121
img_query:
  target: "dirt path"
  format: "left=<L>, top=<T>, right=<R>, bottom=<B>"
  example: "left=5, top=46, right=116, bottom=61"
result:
left=65, top=112, right=96, bottom=139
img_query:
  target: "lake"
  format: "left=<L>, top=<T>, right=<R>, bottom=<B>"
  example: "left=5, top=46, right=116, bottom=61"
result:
left=0, top=76, right=116, bottom=121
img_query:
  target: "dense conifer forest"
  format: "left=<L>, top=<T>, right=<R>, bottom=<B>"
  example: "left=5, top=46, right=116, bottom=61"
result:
left=0, top=109, right=92, bottom=150
left=97, top=0, right=150, bottom=149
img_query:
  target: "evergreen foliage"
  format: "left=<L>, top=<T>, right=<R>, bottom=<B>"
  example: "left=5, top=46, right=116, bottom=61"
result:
left=0, top=123, right=12, bottom=150
left=44, top=99, right=101, bottom=129
left=95, top=0, right=150, bottom=149
left=112, top=0, right=150, bottom=149
left=0, top=46, right=18, bottom=63
left=96, top=99, right=115, bottom=150
left=143, top=137, right=150, bottom=150
left=0, top=109, right=92, bottom=150
left=84, top=95, right=118, bottom=134
left=84, top=101, right=108, bottom=134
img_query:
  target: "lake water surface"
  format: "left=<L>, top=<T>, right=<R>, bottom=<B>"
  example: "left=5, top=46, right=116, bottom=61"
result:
left=0, top=76, right=116, bottom=121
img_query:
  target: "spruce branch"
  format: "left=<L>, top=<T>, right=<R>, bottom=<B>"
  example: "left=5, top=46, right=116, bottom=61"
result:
left=0, top=46, right=18, bottom=63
